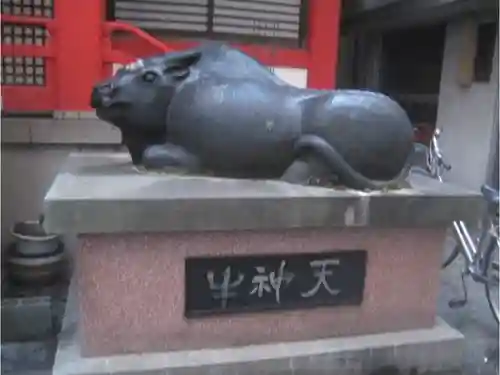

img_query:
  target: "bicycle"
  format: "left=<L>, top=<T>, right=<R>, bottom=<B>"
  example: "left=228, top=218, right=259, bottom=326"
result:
left=417, top=128, right=499, bottom=373
left=416, top=128, right=499, bottom=324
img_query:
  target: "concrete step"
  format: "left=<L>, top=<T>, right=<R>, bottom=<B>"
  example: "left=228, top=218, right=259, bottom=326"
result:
left=1, top=339, right=56, bottom=374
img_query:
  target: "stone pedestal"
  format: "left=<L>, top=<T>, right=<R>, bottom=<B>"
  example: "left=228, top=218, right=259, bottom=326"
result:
left=44, top=153, right=483, bottom=375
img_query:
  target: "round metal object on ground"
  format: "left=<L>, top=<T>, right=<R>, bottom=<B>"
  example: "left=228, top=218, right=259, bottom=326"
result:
left=10, top=220, right=60, bottom=256
left=6, top=242, right=66, bottom=285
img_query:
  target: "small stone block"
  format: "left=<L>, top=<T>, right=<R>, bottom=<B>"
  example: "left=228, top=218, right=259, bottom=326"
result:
left=1, top=340, right=57, bottom=373
left=1, top=297, right=53, bottom=341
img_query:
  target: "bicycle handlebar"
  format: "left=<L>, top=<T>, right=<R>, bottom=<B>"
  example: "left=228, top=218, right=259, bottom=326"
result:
left=428, top=129, right=452, bottom=174
left=438, top=158, right=452, bottom=171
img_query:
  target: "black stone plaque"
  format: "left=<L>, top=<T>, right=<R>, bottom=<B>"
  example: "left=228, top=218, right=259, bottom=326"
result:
left=185, top=250, right=367, bottom=318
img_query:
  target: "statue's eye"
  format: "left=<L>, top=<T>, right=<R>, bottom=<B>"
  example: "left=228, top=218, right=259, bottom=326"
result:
left=142, top=71, right=158, bottom=83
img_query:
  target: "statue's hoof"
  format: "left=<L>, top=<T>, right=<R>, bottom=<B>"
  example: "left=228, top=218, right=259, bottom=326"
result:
left=281, top=155, right=334, bottom=187
left=142, top=144, right=199, bottom=171
left=281, top=159, right=311, bottom=184
left=132, top=165, right=147, bottom=174
left=142, top=146, right=170, bottom=169
left=367, top=366, right=402, bottom=375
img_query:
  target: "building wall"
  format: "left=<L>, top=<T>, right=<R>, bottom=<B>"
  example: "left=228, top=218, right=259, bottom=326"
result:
left=488, top=90, right=499, bottom=189
left=340, top=17, right=498, bottom=190
left=2, top=146, right=72, bottom=247
left=436, top=19, right=499, bottom=191
left=0, top=120, right=122, bottom=250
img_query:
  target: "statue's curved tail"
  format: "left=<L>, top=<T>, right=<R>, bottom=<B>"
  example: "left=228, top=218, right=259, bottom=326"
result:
left=294, top=135, right=412, bottom=190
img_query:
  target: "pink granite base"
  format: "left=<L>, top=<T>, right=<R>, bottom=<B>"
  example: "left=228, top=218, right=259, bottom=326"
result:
left=77, top=228, right=446, bottom=357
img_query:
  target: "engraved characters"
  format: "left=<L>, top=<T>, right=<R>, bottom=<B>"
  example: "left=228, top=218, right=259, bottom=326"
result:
left=206, top=266, right=244, bottom=308
left=250, top=260, right=294, bottom=303
left=301, top=259, right=340, bottom=298
left=205, top=257, right=342, bottom=308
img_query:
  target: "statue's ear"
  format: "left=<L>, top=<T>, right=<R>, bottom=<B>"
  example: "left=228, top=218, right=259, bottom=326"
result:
left=164, top=50, right=202, bottom=80
left=164, top=64, right=190, bottom=80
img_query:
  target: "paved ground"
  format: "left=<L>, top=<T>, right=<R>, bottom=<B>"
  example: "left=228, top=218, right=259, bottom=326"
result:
left=438, top=237, right=499, bottom=375
left=2, top=235, right=498, bottom=375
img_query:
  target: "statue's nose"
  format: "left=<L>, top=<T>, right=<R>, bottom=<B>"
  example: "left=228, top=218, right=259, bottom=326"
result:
left=99, top=82, right=114, bottom=95
left=90, top=83, right=114, bottom=108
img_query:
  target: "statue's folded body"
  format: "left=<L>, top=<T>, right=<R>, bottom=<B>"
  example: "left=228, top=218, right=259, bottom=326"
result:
left=91, top=43, right=414, bottom=190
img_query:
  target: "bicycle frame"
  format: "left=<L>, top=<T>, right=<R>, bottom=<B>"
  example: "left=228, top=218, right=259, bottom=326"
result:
left=428, top=128, right=497, bottom=281
left=427, top=127, right=499, bottom=370
left=426, top=128, right=451, bottom=182
left=453, top=220, right=493, bottom=280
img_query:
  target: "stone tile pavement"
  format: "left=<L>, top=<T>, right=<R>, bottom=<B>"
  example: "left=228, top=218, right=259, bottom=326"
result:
left=437, top=238, right=499, bottom=375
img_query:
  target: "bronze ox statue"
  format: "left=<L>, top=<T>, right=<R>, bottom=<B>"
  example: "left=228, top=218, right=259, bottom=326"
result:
left=90, top=43, right=414, bottom=190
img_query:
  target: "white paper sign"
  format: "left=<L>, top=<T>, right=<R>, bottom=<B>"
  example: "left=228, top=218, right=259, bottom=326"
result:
left=269, top=66, right=308, bottom=88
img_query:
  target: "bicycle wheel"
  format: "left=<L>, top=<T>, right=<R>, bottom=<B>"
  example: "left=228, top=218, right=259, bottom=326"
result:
left=483, top=234, right=499, bottom=324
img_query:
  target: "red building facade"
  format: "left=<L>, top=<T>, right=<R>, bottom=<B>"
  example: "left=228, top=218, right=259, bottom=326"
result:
left=1, top=0, right=341, bottom=113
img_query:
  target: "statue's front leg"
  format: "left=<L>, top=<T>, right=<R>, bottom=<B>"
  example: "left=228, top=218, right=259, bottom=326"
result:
left=125, top=142, right=146, bottom=166
left=142, top=143, right=201, bottom=173
left=121, top=128, right=165, bottom=166
left=121, top=131, right=148, bottom=166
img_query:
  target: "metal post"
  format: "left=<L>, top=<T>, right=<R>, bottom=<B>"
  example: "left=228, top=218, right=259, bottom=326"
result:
left=307, top=0, right=341, bottom=89
left=55, top=0, right=104, bottom=111
left=487, top=86, right=499, bottom=189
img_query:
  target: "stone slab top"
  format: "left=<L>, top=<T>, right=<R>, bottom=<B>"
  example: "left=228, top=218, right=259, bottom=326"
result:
left=43, top=152, right=485, bottom=234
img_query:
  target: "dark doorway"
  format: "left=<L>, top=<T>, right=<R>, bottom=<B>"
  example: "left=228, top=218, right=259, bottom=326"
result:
left=380, top=24, right=447, bottom=145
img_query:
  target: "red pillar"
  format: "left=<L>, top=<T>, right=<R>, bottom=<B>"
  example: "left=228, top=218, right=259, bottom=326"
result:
left=307, top=0, right=341, bottom=89
left=55, top=0, right=104, bottom=111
